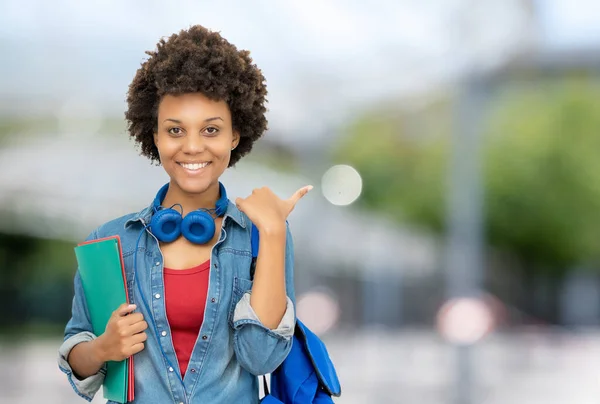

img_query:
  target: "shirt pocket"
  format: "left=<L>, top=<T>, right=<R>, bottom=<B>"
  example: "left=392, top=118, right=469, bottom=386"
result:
left=228, top=276, right=254, bottom=327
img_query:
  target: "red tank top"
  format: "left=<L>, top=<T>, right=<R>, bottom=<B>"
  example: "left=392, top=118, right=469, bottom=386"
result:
left=163, top=260, right=210, bottom=377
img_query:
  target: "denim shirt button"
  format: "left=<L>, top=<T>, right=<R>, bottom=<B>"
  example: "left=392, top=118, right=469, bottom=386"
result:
left=190, top=368, right=196, bottom=373
left=202, top=335, right=208, bottom=340
left=161, top=331, right=167, bottom=337
left=155, top=293, right=161, bottom=299
left=211, top=298, right=216, bottom=303
left=168, top=367, right=174, bottom=372
left=155, top=261, right=160, bottom=266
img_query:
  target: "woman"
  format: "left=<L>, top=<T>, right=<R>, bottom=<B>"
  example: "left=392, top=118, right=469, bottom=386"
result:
left=57, top=25, right=311, bottom=404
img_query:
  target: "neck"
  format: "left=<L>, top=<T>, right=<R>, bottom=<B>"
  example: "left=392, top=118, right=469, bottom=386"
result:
left=161, top=181, right=222, bottom=217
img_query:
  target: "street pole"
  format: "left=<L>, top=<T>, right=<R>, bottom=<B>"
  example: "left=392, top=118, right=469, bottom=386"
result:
left=445, top=74, right=487, bottom=404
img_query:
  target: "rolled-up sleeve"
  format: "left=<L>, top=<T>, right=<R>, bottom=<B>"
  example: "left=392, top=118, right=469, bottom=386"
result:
left=232, top=223, right=297, bottom=376
left=58, top=331, right=106, bottom=402
left=57, top=229, right=106, bottom=401
left=233, top=293, right=295, bottom=338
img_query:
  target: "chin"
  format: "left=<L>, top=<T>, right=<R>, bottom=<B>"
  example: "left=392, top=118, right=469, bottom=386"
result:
left=171, top=175, right=218, bottom=196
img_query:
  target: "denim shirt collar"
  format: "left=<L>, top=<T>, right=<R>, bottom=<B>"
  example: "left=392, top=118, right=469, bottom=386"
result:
left=124, top=199, right=247, bottom=229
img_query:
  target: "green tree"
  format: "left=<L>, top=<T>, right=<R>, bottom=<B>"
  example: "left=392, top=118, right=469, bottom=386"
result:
left=334, top=110, right=448, bottom=231
left=485, top=80, right=600, bottom=272
left=335, top=79, right=600, bottom=274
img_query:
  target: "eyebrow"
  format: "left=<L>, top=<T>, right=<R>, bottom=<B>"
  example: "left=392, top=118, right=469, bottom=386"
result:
left=163, top=117, right=224, bottom=124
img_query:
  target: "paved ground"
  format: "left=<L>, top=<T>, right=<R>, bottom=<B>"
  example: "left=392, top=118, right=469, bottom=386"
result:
left=2, top=328, right=599, bottom=403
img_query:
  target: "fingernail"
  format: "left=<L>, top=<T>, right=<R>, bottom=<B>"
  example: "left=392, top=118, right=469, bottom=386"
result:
left=306, top=185, right=314, bottom=192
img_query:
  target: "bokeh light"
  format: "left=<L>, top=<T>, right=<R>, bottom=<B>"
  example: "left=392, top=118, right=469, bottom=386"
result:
left=436, top=297, right=495, bottom=346
left=320, top=164, right=363, bottom=206
left=296, top=289, right=340, bottom=336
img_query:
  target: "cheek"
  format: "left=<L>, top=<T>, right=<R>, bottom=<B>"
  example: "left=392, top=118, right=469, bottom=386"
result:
left=211, top=142, right=233, bottom=161
left=156, top=138, right=177, bottom=159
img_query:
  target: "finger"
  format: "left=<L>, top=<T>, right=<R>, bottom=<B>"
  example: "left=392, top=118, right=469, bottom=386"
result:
left=129, top=342, right=145, bottom=355
left=128, top=319, right=148, bottom=334
left=235, top=197, right=245, bottom=209
left=122, top=312, right=144, bottom=326
left=287, top=185, right=313, bottom=205
left=114, top=303, right=136, bottom=318
left=131, top=331, right=148, bottom=344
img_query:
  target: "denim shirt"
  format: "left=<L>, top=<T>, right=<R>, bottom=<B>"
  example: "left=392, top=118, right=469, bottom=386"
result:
left=57, top=198, right=296, bottom=404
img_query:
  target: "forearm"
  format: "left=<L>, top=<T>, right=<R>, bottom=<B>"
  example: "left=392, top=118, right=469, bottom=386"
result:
left=250, top=223, right=287, bottom=329
left=68, top=338, right=105, bottom=379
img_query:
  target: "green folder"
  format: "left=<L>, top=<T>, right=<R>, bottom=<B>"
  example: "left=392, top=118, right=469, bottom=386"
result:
left=74, top=235, right=133, bottom=403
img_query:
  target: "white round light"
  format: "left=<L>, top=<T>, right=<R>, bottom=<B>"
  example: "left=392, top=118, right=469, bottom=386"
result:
left=296, top=290, right=340, bottom=336
left=321, top=164, right=362, bottom=206
left=436, top=297, right=495, bottom=345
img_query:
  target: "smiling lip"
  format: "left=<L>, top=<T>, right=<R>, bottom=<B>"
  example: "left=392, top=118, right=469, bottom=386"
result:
left=178, top=162, right=211, bottom=173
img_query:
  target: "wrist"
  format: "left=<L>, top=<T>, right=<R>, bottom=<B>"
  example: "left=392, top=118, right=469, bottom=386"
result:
left=91, top=335, right=107, bottom=364
left=256, top=221, right=286, bottom=237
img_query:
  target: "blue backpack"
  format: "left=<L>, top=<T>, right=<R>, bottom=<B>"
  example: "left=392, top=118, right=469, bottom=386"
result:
left=250, top=224, right=342, bottom=403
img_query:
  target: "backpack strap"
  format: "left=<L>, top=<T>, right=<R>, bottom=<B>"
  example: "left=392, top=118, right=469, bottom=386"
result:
left=250, top=223, right=259, bottom=281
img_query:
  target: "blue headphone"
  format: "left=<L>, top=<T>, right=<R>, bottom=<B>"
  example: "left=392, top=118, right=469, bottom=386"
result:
left=149, top=182, right=229, bottom=244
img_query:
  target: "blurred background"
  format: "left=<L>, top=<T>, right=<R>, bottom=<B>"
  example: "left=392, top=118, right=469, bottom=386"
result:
left=1, top=0, right=600, bottom=403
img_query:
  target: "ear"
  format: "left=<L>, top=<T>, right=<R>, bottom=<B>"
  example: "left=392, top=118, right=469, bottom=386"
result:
left=153, top=132, right=158, bottom=146
left=231, top=130, right=240, bottom=150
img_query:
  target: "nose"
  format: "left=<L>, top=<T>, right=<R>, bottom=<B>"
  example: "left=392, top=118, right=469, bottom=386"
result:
left=182, top=133, right=205, bottom=154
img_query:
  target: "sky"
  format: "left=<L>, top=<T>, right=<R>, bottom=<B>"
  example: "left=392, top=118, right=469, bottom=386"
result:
left=535, top=0, right=600, bottom=50
left=0, top=0, right=598, bottom=147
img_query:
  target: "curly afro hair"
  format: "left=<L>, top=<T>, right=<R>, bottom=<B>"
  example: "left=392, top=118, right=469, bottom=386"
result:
left=125, top=25, right=268, bottom=167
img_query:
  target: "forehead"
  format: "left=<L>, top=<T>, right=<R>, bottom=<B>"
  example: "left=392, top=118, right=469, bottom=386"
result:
left=158, top=92, right=231, bottom=119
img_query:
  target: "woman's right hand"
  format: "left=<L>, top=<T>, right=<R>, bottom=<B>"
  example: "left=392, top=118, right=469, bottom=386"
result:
left=94, top=303, right=148, bottom=362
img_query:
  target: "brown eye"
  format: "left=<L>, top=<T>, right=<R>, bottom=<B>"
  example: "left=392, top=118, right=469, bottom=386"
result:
left=168, top=127, right=183, bottom=135
left=205, top=127, right=219, bottom=136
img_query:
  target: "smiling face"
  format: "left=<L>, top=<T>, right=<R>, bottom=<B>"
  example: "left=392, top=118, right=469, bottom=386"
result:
left=154, top=92, right=239, bottom=197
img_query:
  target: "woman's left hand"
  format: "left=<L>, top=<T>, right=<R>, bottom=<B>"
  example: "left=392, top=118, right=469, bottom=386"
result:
left=235, top=185, right=313, bottom=233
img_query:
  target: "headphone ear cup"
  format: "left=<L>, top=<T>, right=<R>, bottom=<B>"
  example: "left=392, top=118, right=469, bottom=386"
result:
left=181, top=211, right=215, bottom=245
left=150, top=208, right=182, bottom=243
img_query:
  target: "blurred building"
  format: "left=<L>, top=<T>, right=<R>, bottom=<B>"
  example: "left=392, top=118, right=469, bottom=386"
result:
left=0, top=134, right=439, bottom=329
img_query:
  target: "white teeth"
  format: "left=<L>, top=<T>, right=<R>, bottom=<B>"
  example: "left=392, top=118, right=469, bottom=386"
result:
left=180, top=162, right=209, bottom=170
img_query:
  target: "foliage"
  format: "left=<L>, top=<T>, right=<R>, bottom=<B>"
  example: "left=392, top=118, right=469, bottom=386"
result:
left=335, top=79, right=600, bottom=272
